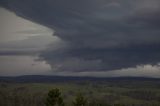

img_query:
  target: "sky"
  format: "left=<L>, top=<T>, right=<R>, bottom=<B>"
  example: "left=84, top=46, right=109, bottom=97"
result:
left=0, top=0, right=160, bottom=77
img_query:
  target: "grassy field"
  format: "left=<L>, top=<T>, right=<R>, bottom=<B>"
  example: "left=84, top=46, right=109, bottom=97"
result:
left=0, top=79, right=160, bottom=106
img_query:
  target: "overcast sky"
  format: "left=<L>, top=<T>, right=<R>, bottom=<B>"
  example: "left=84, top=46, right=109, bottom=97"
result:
left=0, top=0, right=160, bottom=77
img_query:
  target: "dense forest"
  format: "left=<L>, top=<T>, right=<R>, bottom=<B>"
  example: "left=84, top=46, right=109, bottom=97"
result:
left=0, top=77, right=160, bottom=106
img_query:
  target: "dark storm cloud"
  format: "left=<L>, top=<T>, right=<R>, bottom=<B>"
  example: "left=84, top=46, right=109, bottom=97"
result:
left=1, top=0, right=160, bottom=71
left=0, top=50, right=38, bottom=56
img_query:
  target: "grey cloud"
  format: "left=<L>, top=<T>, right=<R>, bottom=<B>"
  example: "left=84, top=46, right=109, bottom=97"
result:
left=1, top=0, right=160, bottom=72
left=40, top=46, right=160, bottom=71
left=0, top=35, right=59, bottom=56
left=127, top=0, right=160, bottom=28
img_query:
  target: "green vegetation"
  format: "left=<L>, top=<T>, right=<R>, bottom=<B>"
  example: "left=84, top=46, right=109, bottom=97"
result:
left=45, top=88, right=64, bottom=106
left=73, top=93, right=87, bottom=106
left=0, top=80, right=160, bottom=106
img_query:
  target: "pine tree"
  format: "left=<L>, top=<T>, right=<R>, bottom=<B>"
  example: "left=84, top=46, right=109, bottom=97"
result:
left=73, top=93, right=87, bottom=106
left=45, top=88, right=64, bottom=106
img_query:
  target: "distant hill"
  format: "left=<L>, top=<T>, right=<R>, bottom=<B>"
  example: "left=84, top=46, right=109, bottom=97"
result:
left=0, top=75, right=160, bottom=83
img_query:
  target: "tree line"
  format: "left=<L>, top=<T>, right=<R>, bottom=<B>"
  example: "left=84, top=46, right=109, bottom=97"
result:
left=45, top=88, right=125, bottom=106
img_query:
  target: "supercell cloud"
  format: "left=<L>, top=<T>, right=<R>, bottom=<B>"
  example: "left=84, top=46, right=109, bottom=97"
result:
left=1, top=0, right=160, bottom=72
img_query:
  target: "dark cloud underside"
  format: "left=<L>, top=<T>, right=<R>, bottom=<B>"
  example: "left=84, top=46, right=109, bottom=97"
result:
left=1, top=0, right=160, bottom=72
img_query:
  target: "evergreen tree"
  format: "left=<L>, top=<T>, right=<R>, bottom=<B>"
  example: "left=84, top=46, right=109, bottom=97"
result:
left=45, top=88, right=64, bottom=106
left=73, top=93, right=87, bottom=106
